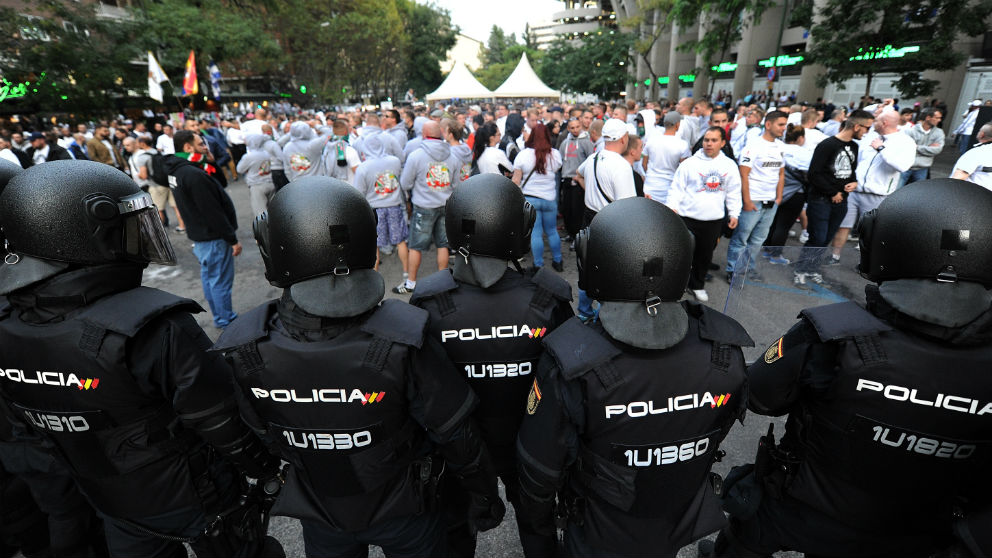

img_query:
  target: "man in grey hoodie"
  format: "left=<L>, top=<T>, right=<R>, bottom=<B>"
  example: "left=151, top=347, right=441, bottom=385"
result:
left=395, top=121, right=455, bottom=294
left=353, top=133, right=408, bottom=274
left=383, top=109, right=408, bottom=151
left=443, top=118, right=473, bottom=185
left=559, top=118, right=595, bottom=240
left=236, top=133, right=276, bottom=216
left=260, top=124, right=289, bottom=190
left=281, top=121, right=329, bottom=181
left=401, top=116, right=431, bottom=166
left=353, top=113, right=401, bottom=160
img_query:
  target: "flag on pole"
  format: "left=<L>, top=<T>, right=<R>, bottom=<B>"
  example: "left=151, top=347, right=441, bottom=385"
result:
left=208, top=60, right=221, bottom=100
left=181, top=50, right=198, bottom=96
left=147, top=51, right=169, bottom=103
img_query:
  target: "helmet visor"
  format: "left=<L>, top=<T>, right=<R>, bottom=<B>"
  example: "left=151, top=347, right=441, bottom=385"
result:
left=120, top=193, right=176, bottom=265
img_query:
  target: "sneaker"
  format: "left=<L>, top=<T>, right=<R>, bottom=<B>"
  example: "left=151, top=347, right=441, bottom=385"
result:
left=391, top=282, right=414, bottom=294
left=768, top=255, right=791, bottom=265
left=808, top=272, right=824, bottom=284
left=551, top=260, right=564, bottom=272
left=793, top=272, right=807, bottom=286
left=788, top=229, right=796, bottom=238
left=691, top=289, right=709, bottom=302
left=824, top=255, right=841, bottom=266
left=760, top=250, right=772, bottom=259
left=725, top=272, right=734, bottom=283
left=799, top=230, right=809, bottom=244
left=854, top=243, right=860, bottom=251
left=175, top=227, right=185, bottom=234
left=848, top=233, right=860, bottom=242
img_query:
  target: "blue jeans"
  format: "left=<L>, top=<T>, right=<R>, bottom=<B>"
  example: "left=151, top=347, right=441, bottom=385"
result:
left=192, top=238, right=237, bottom=327
left=797, top=195, right=848, bottom=273
left=526, top=196, right=562, bottom=267
left=726, top=203, right=778, bottom=273
left=900, top=167, right=928, bottom=188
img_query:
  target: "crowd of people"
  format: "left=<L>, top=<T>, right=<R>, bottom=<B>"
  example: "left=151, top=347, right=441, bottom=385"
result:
left=2, top=92, right=989, bottom=329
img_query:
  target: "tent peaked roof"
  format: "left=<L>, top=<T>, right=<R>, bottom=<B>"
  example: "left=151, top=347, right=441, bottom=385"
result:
left=426, top=61, right=493, bottom=101
left=493, top=53, right=560, bottom=98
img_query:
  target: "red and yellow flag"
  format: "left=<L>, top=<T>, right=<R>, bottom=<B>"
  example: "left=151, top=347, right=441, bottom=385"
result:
left=181, top=50, right=198, bottom=96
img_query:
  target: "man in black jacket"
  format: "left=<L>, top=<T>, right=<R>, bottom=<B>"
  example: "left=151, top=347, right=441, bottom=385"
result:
left=165, top=130, right=241, bottom=328
left=794, top=109, right=872, bottom=283
left=25, top=133, right=71, bottom=165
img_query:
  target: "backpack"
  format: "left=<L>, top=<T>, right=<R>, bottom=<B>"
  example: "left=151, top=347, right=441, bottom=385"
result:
left=149, top=151, right=170, bottom=187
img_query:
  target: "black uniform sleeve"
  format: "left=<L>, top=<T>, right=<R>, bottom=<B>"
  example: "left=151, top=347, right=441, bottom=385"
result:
left=127, top=311, right=276, bottom=478
left=515, top=353, right=581, bottom=535
left=407, top=336, right=504, bottom=530
left=746, top=321, right=817, bottom=416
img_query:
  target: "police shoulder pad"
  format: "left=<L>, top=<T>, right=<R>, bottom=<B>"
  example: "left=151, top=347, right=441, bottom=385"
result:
left=543, top=317, right=621, bottom=380
left=409, top=269, right=458, bottom=305
left=362, top=299, right=428, bottom=348
left=82, top=286, right=203, bottom=338
left=211, top=301, right=277, bottom=352
left=690, top=302, right=755, bottom=348
left=530, top=266, right=573, bottom=302
left=799, top=302, right=892, bottom=342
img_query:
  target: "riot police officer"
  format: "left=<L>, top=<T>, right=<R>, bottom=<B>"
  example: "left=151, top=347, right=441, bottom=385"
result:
left=516, top=197, right=753, bottom=557
left=410, top=174, right=574, bottom=557
left=0, top=157, right=105, bottom=558
left=211, top=176, right=505, bottom=557
left=0, top=160, right=278, bottom=558
left=713, top=178, right=992, bottom=557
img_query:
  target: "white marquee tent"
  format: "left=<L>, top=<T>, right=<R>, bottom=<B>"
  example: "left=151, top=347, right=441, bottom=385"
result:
left=425, top=61, right=493, bottom=101
left=493, top=53, right=560, bottom=99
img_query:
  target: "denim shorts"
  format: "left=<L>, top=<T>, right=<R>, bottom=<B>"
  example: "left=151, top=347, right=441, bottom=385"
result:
left=408, top=205, right=448, bottom=251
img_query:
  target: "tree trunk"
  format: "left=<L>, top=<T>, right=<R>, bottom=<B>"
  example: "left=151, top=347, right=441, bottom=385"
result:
left=863, top=72, right=873, bottom=105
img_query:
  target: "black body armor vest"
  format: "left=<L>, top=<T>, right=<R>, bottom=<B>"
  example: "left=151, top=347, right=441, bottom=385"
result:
left=412, top=268, right=571, bottom=472
left=543, top=303, right=751, bottom=556
left=788, top=302, right=992, bottom=534
left=213, top=299, right=432, bottom=532
left=0, top=287, right=205, bottom=518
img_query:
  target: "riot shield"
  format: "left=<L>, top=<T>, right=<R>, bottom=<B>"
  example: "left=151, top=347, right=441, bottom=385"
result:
left=724, top=246, right=870, bottom=363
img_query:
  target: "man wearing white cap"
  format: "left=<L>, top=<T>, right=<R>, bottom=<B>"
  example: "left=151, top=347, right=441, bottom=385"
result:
left=954, top=99, right=983, bottom=155
left=572, top=118, right=638, bottom=321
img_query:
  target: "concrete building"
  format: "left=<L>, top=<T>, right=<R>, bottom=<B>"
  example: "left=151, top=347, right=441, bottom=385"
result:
left=613, top=0, right=990, bottom=131
left=441, top=33, right=485, bottom=73
left=527, top=0, right=618, bottom=50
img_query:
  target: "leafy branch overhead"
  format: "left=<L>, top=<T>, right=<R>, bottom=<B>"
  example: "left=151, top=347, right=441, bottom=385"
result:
left=805, top=0, right=992, bottom=98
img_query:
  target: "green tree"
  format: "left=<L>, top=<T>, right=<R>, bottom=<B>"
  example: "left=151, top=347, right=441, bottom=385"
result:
left=0, top=0, right=142, bottom=114
left=806, top=0, right=992, bottom=98
left=666, top=0, right=775, bottom=95
left=481, top=25, right=518, bottom=66
left=400, top=0, right=458, bottom=98
left=539, top=31, right=635, bottom=98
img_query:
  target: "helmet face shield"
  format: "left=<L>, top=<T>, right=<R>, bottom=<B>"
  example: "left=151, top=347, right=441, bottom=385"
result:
left=119, top=193, right=176, bottom=265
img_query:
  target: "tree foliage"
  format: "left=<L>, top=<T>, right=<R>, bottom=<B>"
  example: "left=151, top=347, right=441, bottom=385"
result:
left=0, top=0, right=142, bottom=114
left=401, top=1, right=459, bottom=98
left=806, top=0, right=992, bottom=98
left=539, top=31, right=635, bottom=98
left=481, top=25, right=518, bottom=66
left=666, top=0, right=774, bottom=91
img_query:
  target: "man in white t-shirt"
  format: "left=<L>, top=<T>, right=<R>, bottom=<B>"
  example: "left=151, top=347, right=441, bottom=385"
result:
left=641, top=111, right=690, bottom=203
left=239, top=108, right=268, bottom=137
left=725, top=110, right=787, bottom=280
left=156, top=124, right=176, bottom=155
left=951, top=122, right=992, bottom=190
left=573, top=118, right=637, bottom=320
left=801, top=109, right=828, bottom=150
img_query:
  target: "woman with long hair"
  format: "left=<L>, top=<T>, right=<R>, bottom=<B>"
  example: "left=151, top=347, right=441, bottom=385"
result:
left=471, top=122, right=512, bottom=176
left=512, top=122, right=564, bottom=271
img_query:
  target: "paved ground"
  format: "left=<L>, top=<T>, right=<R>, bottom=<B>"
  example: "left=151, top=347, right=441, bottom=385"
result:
left=147, top=148, right=959, bottom=557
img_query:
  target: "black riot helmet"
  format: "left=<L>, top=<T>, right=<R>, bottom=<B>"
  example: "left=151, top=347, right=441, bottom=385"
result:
left=445, top=173, right=535, bottom=261
left=0, top=158, right=21, bottom=198
left=0, top=160, right=175, bottom=294
left=857, top=179, right=992, bottom=287
left=577, top=197, right=693, bottom=305
left=254, top=176, right=377, bottom=287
